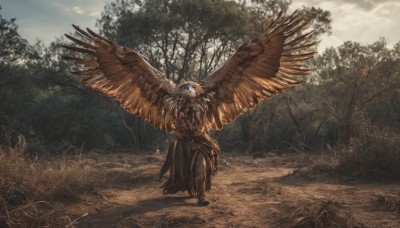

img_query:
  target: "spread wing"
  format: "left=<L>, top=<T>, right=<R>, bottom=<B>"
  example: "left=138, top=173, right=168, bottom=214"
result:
left=201, top=8, right=318, bottom=130
left=62, top=25, right=176, bottom=132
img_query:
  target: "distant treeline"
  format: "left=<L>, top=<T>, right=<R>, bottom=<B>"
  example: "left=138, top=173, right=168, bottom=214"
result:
left=1, top=1, right=399, bottom=156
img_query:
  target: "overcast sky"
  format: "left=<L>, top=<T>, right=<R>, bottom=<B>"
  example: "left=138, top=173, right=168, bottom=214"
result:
left=1, top=0, right=399, bottom=52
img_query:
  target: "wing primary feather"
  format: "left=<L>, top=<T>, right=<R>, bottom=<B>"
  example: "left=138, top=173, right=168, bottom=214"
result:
left=283, top=17, right=312, bottom=38
left=86, top=28, right=114, bottom=45
left=279, top=67, right=310, bottom=76
left=285, top=30, right=316, bottom=47
left=64, top=34, right=96, bottom=50
left=281, top=10, right=302, bottom=27
left=72, top=24, right=98, bottom=42
left=264, top=5, right=289, bottom=35
left=61, top=45, right=95, bottom=56
left=283, top=41, right=319, bottom=52
left=281, top=52, right=317, bottom=62
left=62, top=56, right=96, bottom=67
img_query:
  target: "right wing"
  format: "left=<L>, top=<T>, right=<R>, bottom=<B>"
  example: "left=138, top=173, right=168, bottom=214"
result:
left=200, top=7, right=318, bottom=130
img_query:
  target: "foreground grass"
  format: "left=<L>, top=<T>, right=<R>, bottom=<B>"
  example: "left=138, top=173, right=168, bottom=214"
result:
left=0, top=147, right=105, bottom=227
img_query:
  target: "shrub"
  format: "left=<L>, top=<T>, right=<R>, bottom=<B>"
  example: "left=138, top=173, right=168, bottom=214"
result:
left=337, top=125, right=400, bottom=180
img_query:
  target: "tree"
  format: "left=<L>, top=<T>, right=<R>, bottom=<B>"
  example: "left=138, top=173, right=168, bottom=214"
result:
left=94, top=0, right=332, bottom=153
left=0, top=5, right=29, bottom=85
left=97, top=0, right=252, bottom=83
left=96, top=0, right=331, bottom=83
left=313, top=39, right=400, bottom=144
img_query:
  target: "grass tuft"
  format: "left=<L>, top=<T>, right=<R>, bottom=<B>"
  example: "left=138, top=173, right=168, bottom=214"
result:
left=275, top=200, right=355, bottom=228
left=0, top=146, right=105, bottom=227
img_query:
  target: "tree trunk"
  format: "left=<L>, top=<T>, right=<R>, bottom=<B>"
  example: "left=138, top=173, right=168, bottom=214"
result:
left=285, top=97, right=305, bottom=151
left=134, top=118, right=149, bottom=149
left=117, top=108, right=138, bottom=145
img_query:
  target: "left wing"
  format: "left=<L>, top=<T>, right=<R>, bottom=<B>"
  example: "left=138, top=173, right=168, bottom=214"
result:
left=201, top=7, right=318, bottom=130
left=61, top=25, right=176, bottom=132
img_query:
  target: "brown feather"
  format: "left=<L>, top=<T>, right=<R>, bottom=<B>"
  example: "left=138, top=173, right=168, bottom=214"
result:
left=64, top=34, right=96, bottom=50
left=61, top=45, right=95, bottom=56
left=200, top=7, right=318, bottom=130
left=62, top=25, right=176, bottom=132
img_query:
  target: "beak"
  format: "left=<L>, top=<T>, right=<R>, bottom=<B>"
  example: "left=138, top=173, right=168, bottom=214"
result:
left=185, top=86, right=196, bottom=97
left=189, top=86, right=196, bottom=94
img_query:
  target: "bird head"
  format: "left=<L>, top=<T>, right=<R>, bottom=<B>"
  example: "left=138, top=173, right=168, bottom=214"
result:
left=175, top=82, right=203, bottom=98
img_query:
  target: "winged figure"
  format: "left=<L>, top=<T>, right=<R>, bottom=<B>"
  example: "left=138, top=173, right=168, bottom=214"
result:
left=62, top=7, right=317, bottom=206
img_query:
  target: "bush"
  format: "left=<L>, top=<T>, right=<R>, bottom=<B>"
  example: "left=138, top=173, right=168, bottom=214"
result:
left=337, top=125, right=400, bottom=180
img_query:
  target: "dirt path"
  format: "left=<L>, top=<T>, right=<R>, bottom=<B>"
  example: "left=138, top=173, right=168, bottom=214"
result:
left=68, top=154, right=400, bottom=227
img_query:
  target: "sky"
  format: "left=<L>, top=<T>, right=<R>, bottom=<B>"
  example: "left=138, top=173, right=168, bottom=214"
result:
left=1, top=0, right=400, bottom=52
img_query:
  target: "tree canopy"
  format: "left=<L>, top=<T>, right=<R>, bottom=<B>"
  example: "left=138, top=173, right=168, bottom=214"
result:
left=96, top=0, right=331, bottom=83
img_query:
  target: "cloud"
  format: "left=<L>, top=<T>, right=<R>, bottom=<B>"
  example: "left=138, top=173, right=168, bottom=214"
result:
left=331, top=21, right=349, bottom=32
left=72, top=6, right=84, bottom=15
left=89, top=11, right=101, bottom=17
left=341, top=0, right=394, bottom=11
left=295, top=0, right=396, bottom=11
left=319, top=34, right=343, bottom=50
left=293, top=0, right=400, bottom=52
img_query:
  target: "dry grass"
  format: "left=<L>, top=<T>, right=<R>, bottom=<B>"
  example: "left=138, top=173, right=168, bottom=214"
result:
left=153, top=214, right=206, bottom=227
left=0, top=146, right=105, bottom=227
left=274, top=200, right=355, bottom=228
left=337, top=125, right=400, bottom=180
left=374, top=193, right=400, bottom=214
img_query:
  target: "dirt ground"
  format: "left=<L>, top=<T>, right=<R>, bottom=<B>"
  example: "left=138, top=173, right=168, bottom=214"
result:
left=65, top=152, right=400, bottom=227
